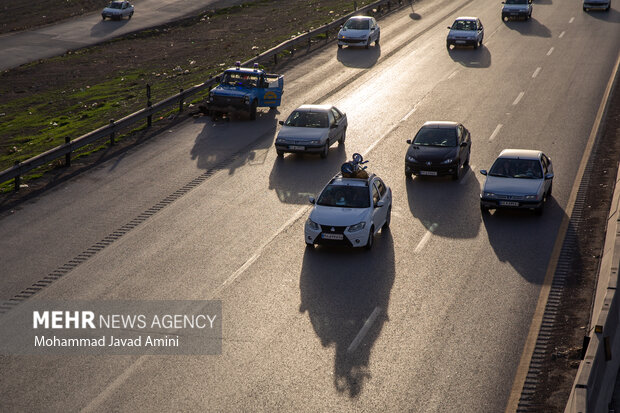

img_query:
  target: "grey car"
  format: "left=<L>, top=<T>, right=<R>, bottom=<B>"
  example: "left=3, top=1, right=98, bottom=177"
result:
left=501, top=0, right=532, bottom=21
left=480, top=149, right=554, bottom=215
left=275, top=105, right=347, bottom=158
left=583, top=0, right=611, bottom=11
left=337, top=16, right=380, bottom=49
left=447, top=17, right=484, bottom=50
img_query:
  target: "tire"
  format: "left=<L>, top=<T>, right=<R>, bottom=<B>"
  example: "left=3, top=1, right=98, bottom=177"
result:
left=463, top=150, right=470, bottom=167
left=534, top=203, right=544, bottom=216
left=365, top=38, right=370, bottom=49
left=474, top=41, right=478, bottom=50
left=338, top=44, right=342, bottom=49
left=547, top=183, right=553, bottom=198
left=276, top=149, right=284, bottom=158
left=320, top=143, right=329, bottom=159
left=382, top=206, right=392, bottom=230
left=606, top=4, right=610, bottom=11
left=249, top=100, right=257, bottom=120
left=305, top=242, right=315, bottom=249
left=365, top=226, right=374, bottom=250
left=480, top=203, right=489, bottom=214
left=128, top=12, right=133, bottom=19
left=405, top=171, right=413, bottom=179
left=102, top=15, right=105, bottom=20
left=452, top=165, right=460, bottom=181
left=375, top=35, right=380, bottom=46
left=338, top=128, right=346, bottom=145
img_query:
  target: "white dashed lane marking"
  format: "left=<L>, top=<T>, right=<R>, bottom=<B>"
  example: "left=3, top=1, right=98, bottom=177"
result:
left=532, top=67, right=541, bottom=78
left=414, top=223, right=438, bottom=253
left=559, top=31, right=566, bottom=38
left=513, top=91, right=525, bottom=106
left=569, top=17, right=575, bottom=23
left=489, top=124, right=503, bottom=142
left=448, top=70, right=458, bottom=80
left=347, top=307, right=382, bottom=354
left=547, top=47, right=554, bottom=56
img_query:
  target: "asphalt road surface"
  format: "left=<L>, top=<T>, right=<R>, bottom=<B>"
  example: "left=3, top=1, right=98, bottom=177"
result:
left=0, top=0, right=246, bottom=71
left=1, top=0, right=619, bottom=411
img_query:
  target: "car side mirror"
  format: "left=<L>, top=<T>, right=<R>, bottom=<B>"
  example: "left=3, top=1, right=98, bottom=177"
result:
left=447, top=26, right=452, bottom=29
left=406, top=139, right=412, bottom=144
left=460, top=142, right=468, bottom=147
left=545, top=173, right=554, bottom=180
left=309, top=196, right=315, bottom=204
left=480, top=169, right=488, bottom=176
left=376, top=200, right=385, bottom=208
left=278, top=120, right=284, bottom=125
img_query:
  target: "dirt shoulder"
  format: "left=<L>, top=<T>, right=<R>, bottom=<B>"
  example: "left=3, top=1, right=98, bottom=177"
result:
left=0, top=0, right=104, bottom=34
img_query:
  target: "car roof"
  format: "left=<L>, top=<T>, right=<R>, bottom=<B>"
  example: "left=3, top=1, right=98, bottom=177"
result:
left=224, top=67, right=263, bottom=75
left=497, top=149, right=543, bottom=160
left=454, top=16, right=478, bottom=21
left=295, top=104, right=333, bottom=112
left=328, top=173, right=377, bottom=187
left=421, top=121, right=459, bottom=128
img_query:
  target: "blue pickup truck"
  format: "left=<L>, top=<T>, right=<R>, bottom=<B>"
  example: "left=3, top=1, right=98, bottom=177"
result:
left=206, top=63, right=284, bottom=120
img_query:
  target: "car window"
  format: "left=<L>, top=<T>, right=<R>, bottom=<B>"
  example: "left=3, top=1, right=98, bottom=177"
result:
left=451, top=20, right=477, bottom=31
left=372, top=185, right=380, bottom=205
left=506, top=0, right=528, bottom=4
left=412, top=127, right=457, bottom=147
left=221, top=72, right=259, bottom=88
left=317, top=185, right=370, bottom=208
left=541, top=155, right=549, bottom=173
left=331, top=108, right=341, bottom=121
left=327, top=110, right=335, bottom=126
left=344, top=19, right=370, bottom=30
left=375, top=179, right=386, bottom=197
left=489, top=158, right=543, bottom=179
left=284, top=111, right=328, bottom=128
left=457, top=126, right=464, bottom=142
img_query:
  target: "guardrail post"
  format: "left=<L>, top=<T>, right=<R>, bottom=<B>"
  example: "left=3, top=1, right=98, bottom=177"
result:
left=109, top=119, right=115, bottom=146
left=13, top=161, right=20, bottom=192
left=325, top=28, right=329, bottom=43
left=354, top=1, right=357, bottom=10
left=307, top=31, right=311, bottom=50
left=65, top=137, right=71, bottom=167
left=274, top=54, right=278, bottom=65
left=179, top=88, right=184, bottom=113
left=146, top=83, right=152, bottom=128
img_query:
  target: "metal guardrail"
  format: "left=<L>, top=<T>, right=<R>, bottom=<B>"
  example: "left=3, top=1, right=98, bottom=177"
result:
left=0, top=0, right=406, bottom=191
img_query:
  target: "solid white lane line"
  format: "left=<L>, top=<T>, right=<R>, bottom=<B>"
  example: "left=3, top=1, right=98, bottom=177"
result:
left=414, top=223, right=438, bottom=253
left=559, top=31, right=566, bottom=39
left=402, top=106, right=417, bottom=122
left=347, top=307, right=381, bottom=354
left=547, top=47, right=554, bottom=56
left=512, top=91, right=525, bottom=106
left=489, top=124, right=503, bottom=142
left=532, top=67, right=541, bottom=78
left=569, top=17, right=575, bottom=23
left=448, top=70, right=458, bottom=80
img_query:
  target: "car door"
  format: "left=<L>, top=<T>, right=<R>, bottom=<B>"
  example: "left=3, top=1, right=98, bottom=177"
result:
left=477, top=19, right=484, bottom=42
left=371, top=18, right=379, bottom=42
left=541, top=154, right=553, bottom=192
left=327, top=110, right=337, bottom=145
left=372, top=179, right=389, bottom=228
left=456, top=125, right=466, bottom=165
left=331, top=108, right=344, bottom=140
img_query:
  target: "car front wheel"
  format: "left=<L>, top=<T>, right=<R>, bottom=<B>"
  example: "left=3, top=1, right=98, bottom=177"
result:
left=339, top=128, right=346, bottom=145
left=365, top=226, right=374, bottom=250
left=480, top=203, right=489, bottom=214
left=320, top=143, right=329, bottom=159
left=382, top=206, right=391, bottom=230
left=365, top=38, right=370, bottom=49
left=249, top=100, right=257, bottom=120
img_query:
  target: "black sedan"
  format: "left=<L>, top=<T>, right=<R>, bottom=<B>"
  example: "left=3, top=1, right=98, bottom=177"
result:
left=405, top=121, right=471, bottom=180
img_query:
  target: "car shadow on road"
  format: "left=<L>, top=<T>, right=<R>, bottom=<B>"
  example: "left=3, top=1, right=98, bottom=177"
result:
left=535, top=0, right=552, bottom=5
left=90, top=19, right=130, bottom=38
left=337, top=45, right=381, bottom=68
left=190, top=109, right=278, bottom=175
left=504, top=18, right=552, bottom=37
left=409, top=12, right=422, bottom=20
left=447, top=46, right=491, bottom=68
left=481, top=196, right=568, bottom=284
left=268, top=145, right=347, bottom=204
left=299, top=229, right=395, bottom=397
left=585, top=8, right=620, bottom=23
left=405, top=167, right=481, bottom=238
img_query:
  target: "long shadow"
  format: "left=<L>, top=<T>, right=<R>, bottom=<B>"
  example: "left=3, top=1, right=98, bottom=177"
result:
left=336, top=44, right=381, bottom=69
left=482, top=196, right=567, bottom=284
left=405, top=168, right=481, bottom=238
left=585, top=7, right=620, bottom=23
left=409, top=12, right=422, bottom=20
left=504, top=17, right=552, bottom=37
left=268, top=144, right=347, bottom=204
left=299, top=229, right=395, bottom=397
left=535, top=0, right=552, bottom=4
left=90, top=19, right=130, bottom=38
left=190, top=109, right=278, bottom=175
left=448, top=45, right=491, bottom=68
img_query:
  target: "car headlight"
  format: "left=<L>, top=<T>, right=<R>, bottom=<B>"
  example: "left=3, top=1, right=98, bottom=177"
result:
left=525, top=194, right=539, bottom=200
left=309, top=140, right=320, bottom=144
left=441, top=158, right=454, bottom=164
left=406, top=155, right=417, bottom=162
left=276, top=138, right=285, bottom=144
left=348, top=222, right=366, bottom=232
left=306, top=218, right=320, bottom=231
left=483, top=192, right=497, bottom=198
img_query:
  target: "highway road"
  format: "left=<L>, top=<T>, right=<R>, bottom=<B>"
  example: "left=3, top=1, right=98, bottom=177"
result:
left=1, top=0, right=619, bottom=410
left=0, top=0, right=245, bottom=71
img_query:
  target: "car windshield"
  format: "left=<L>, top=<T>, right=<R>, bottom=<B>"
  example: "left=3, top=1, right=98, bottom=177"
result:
left=489, top=158, right=543, bottom=179
left=343, top=19, right=370, bottom=30
left=505, top=0, right=528, bottom=4
left=451, top=20, right=476, bottom=30
left=284, top=111, right=328, bottom=128
left=412, top=127, right=457, bottom=147
left=221, top=72, right=259, bottom=88
left=317, top=185, right=370, bottom=208
left=108, top=2, right=123, bottom=8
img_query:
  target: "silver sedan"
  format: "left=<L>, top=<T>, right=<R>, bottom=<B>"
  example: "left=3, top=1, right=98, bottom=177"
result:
left=479, top=149, right=554, bottom=215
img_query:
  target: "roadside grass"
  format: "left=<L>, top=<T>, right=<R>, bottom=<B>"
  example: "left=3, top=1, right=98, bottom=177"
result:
left=0, top=0, right=378, bottom=185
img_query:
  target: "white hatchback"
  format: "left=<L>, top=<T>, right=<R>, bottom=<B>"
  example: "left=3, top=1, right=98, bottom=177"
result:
left=337, top=16, right=380, bottom=49
left=305, top=170, right=392, bottom=249
left=102, top=1, right=134, bottom=20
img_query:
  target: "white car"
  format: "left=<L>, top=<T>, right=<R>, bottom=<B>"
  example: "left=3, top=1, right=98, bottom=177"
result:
left=305, top=167, right=392, bottom=249
left=337, top=16, right=380, bottom=49
left=479, top=149, right=554, bottom=215
left=102, top=1, right=134, bottom=20
left=275, top=104, right=347, bottom=158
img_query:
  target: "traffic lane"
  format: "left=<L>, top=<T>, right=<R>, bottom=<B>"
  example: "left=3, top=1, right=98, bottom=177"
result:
left=0, top=115, right=279, bottom=301
left=0, top=0, right=247, bottom=70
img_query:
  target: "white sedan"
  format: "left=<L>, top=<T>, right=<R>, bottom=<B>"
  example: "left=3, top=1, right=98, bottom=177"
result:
left=102, top=1, right=134, bottom=20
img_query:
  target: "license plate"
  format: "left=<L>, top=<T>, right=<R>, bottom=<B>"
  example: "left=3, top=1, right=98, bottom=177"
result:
left=321, top=233, right=343, bottom=240
left=289, top=145, right=305, bottom=150
left=511, top=12, right=519, bottom=15
left=420, top=171, right=438, bottom=176
left=455, top=40, right=466, bottom=44
left=499, top=201, right=519, bottom=207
